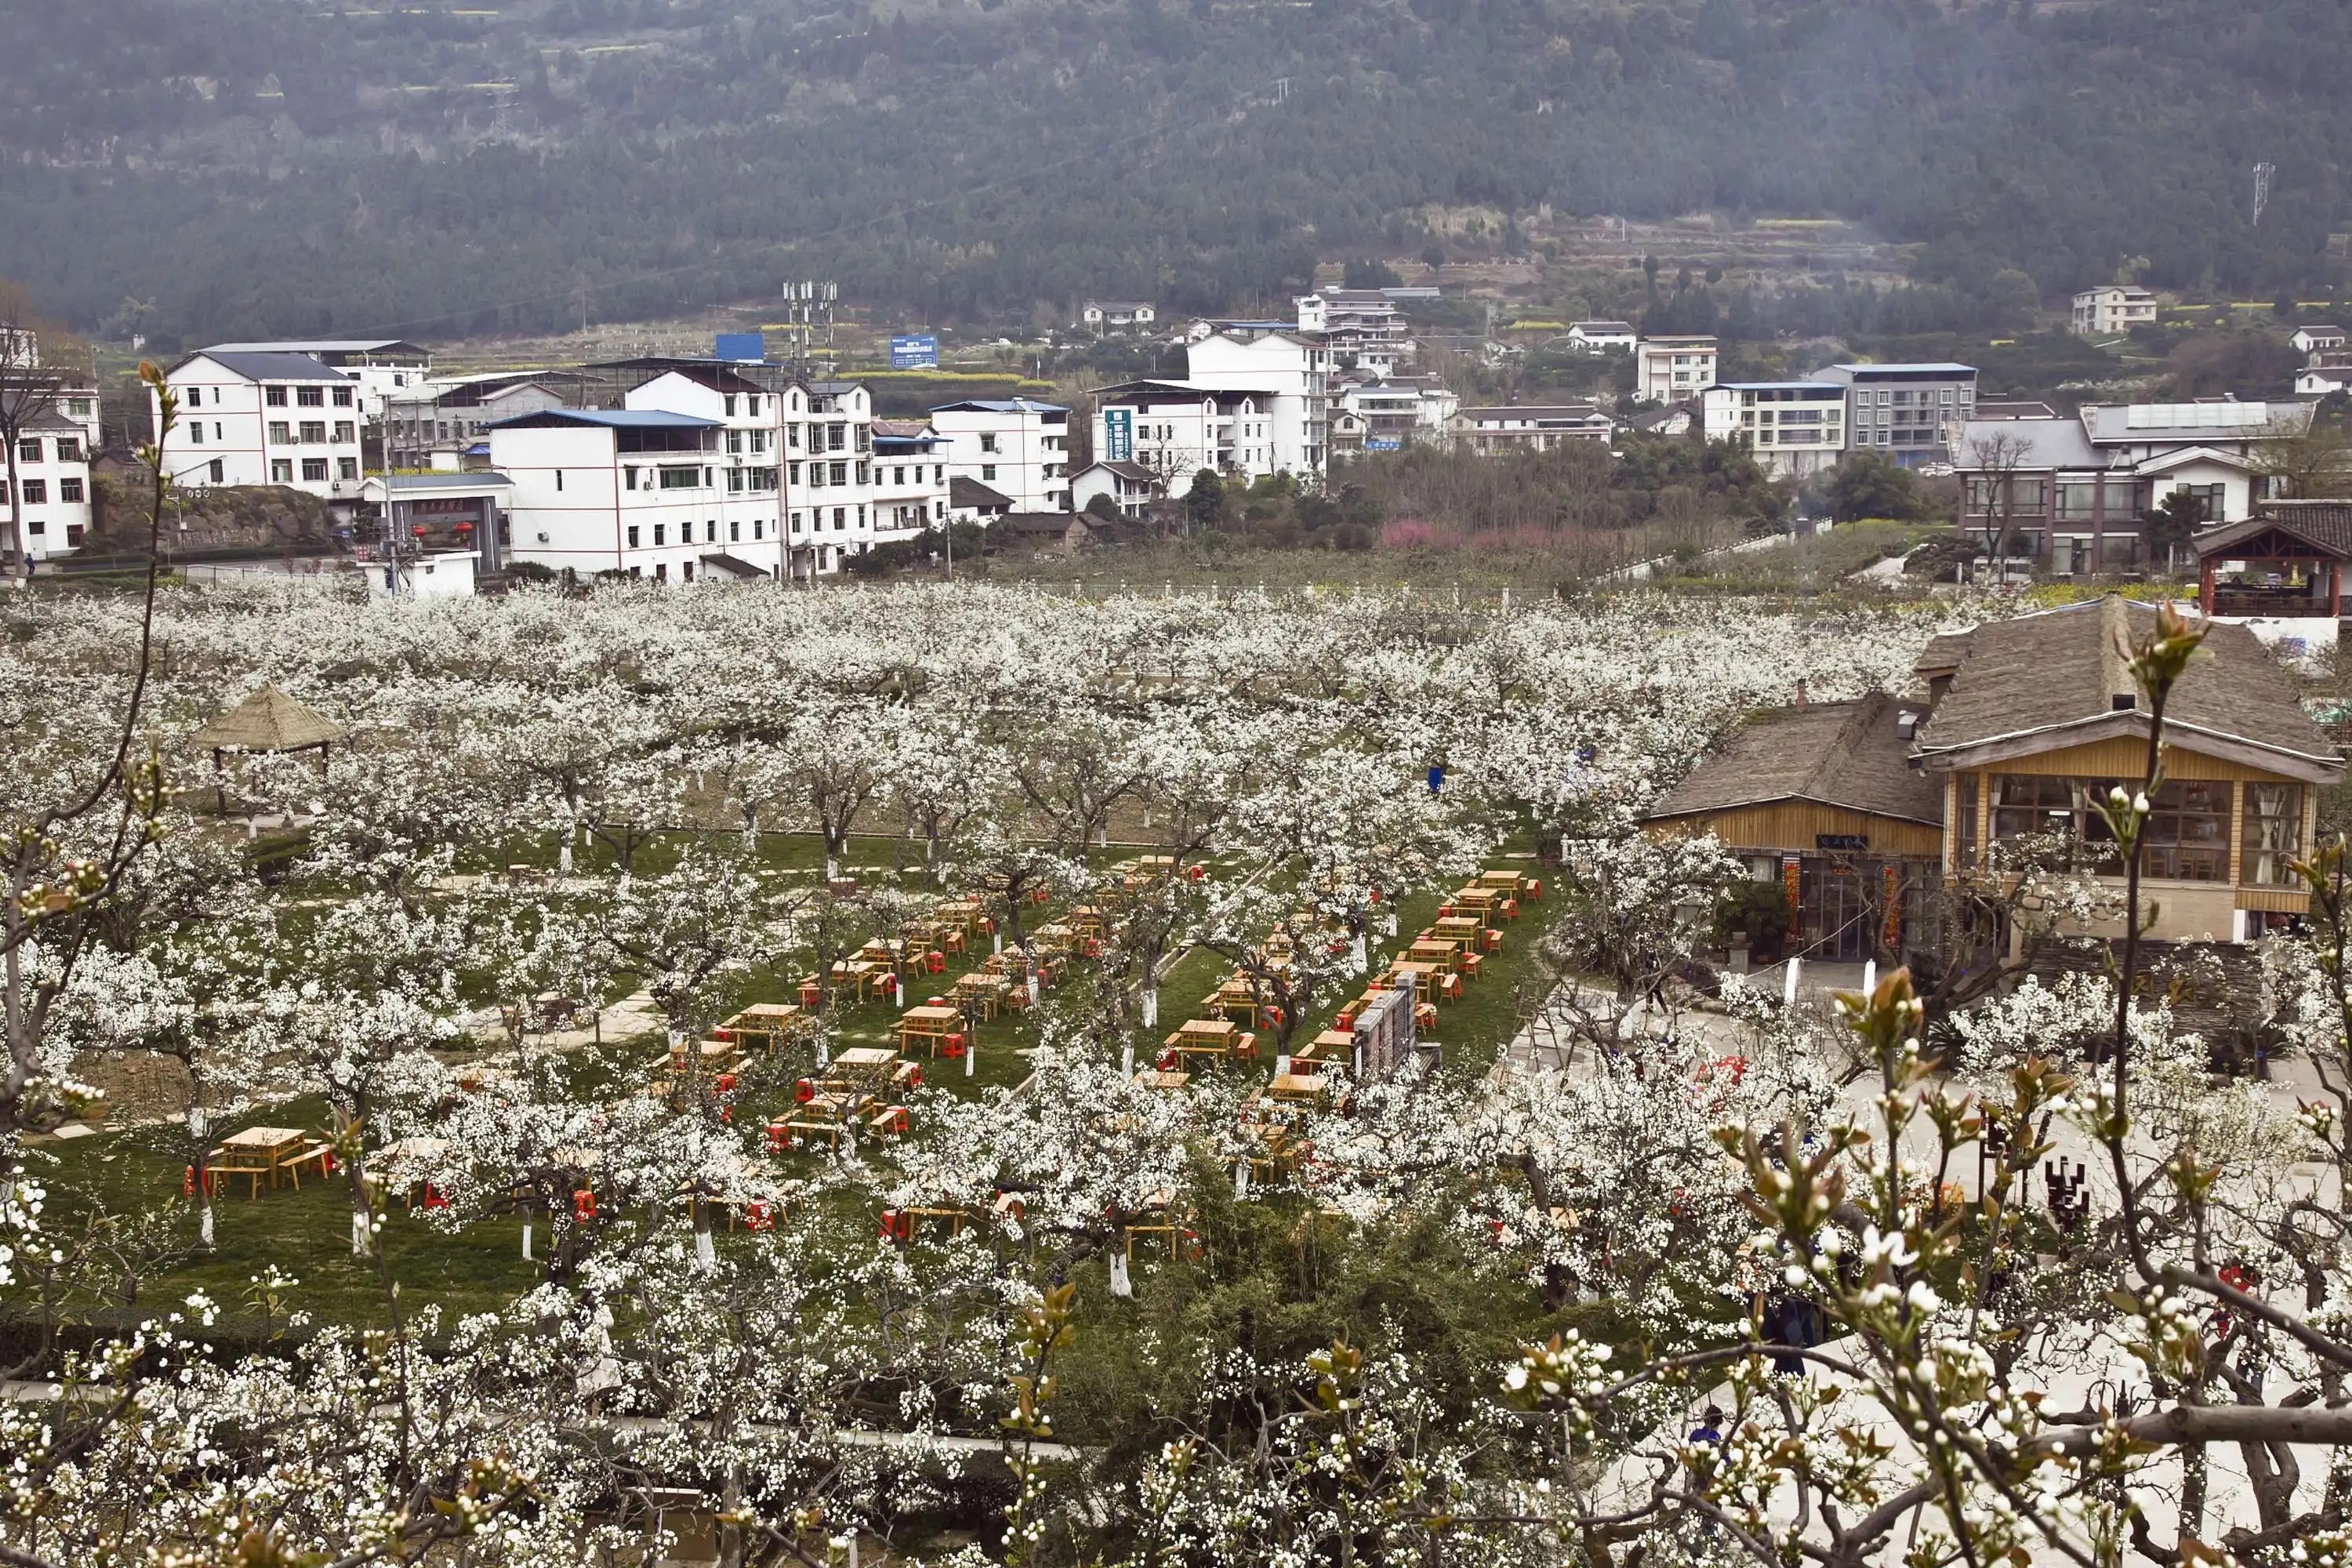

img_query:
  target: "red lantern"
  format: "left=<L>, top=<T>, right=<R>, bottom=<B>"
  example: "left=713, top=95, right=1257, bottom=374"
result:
left=410, top=524, right=429, bottom=537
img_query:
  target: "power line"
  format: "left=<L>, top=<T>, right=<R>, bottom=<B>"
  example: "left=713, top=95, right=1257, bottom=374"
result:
left=348, top=73, right=1306, bottom=340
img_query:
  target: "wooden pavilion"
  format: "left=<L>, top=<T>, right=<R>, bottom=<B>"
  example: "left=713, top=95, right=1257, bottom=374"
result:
left=2193, top=502, right=2352, bottom=620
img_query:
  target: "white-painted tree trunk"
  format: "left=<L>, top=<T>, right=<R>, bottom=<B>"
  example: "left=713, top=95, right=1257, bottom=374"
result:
left=826, top=855, right=840, bottom=882
left=522, top=1222, right=533, bottom=1261
left=1142, top=987, right=1158, bottom=1028
left=695, top=1225, right=716, bottom=1269
left=1122, top=1042, right=1134, bottom=1076
left=1108, top=1251, right=1132, bottom=1298
left=350, top=1209, right=372, bottom=1257
left=199, top=1202, right=215, bottom=1247
left=1234, top=1160, right=1250, bottom=1198
left=559, top=826, right=575, bottom=877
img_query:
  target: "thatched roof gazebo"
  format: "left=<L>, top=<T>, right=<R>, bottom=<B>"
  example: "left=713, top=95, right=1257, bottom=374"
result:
left=190, top=686, right=349, bottom=760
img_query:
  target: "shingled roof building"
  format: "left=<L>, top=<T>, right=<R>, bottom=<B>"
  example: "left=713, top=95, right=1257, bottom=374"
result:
left=1642, top=691, right=1944, bottom=964
left=1915, top=595, right=2342, bottom=941
left=2193, top=499, right=2352, bottom=626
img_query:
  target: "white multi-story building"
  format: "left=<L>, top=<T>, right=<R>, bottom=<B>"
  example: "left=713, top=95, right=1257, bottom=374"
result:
left=1296, top=290, right=1412, bottom=378
left=1702, top=383, right=1849, bottom=478
left=868, top=420, right=952, bottom=543
left=1189, top=329, right=1329, bottom=478
left=2292, top=325, right=2349, bottom=357
left=622, top=365, right=786, bottom=562
left=1634, top=335, right=1718, bottom=404
left=6, top=411, right=95, bottom=562
left=2070, top=287, right=2158, bottom=337
left=929, top=397, right=1073, bottom=513
left=157, top=350, right=365, bottom=510
left=1335, top=379, right=1457, bottom=448
left=203, top=339, right=431, bottom=419
left=488, top=408, right=746, bottom=583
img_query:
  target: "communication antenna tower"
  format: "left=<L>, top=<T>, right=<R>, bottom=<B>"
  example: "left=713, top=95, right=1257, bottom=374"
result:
left=2254, top=162, right=2276, bottom=227
left=782, top=280, right=839, bottom=376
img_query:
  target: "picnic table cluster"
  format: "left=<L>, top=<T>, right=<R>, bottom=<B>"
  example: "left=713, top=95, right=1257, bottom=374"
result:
left=775, top=1043, right=925, bottom=1152
left=1367, top=868, right=1537, bottom=1018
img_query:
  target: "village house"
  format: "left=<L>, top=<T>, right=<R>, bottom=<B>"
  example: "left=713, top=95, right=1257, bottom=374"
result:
left=1954, top=398, right=2314, bottom=568
left=203, top=339, right=432, bottom=419
left=2291, top=325, right=2348, bottom=357
left=486, top=408, right=728, bottom=584
left=2190, top=499, right=2352, bottom=649
left=156, top=350, right=366, bottom=514
left=1564, top=321, right=1637, bottom=352
left=2071, top=286, right=2158, bottom=336
left=1066, top=459, right=1158, bottom=518
left=6, top=408, right=95, bottom=562
left=1914, top=596, right=2341, bottom=942
left=1633, top=334, right=1718, bottom=404
left=1641, top=691, right=1944, bottom=965
left=1449, top=403, right=1614, bottom=453
left=1081, top=300, right=1157, bottom=336
left=930, top=397, right=1073, bottom=513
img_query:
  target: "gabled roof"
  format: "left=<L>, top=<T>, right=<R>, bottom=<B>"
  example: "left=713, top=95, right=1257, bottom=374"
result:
left=1642, top=692, right=1941, bottom=828
left=1458, top=404, right=1610, bottom=423
left=635, top=363, right=768, bottom=395
left=2082, top=401, right=2311, bottom=444
left=929, top=398, right=1069, bottom=415
left=485, top=408, right=715, bottom=431
left=950, top=475, right=1014, bottom=510
left=1911, top=596, right=2340, bottom=781
left=189, top=686, right=349, bottom=753
left=2195, top=503, right=2352, bottom=561
left=208, top=339, right=427, bottom=358
left=1075, top=459, right=1155, bottom=485
left=178, top=350, right=350, bottom=383
left=2132, top=445, right=2264, bottom=477
left=1953, top=416, right=2101, bottom=470
left=997, top=511, right=1093, bottom=536
left=699, top=552, right=769, bottom=579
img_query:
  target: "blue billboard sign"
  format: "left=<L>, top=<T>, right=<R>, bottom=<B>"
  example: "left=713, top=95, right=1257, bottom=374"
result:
left=890, top=333, right=939, bottom=369
left=715, top=332, right=766, bottom=363
left=1364, top=437, right=1403, bottom=451
left=1104, top=407, right=1134, bottom=462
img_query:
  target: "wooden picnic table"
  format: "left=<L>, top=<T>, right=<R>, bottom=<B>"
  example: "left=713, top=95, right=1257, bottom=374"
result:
left=1432, top=916, right=1484, bottom=943
left=829, top=958, right=898, bottom=1002
left=1387, top=961, right=1445, bottom=998
left=1162, top=1018, right=1249, bottom=1065
left=666, top=1038, right=740, bottom=1073
left=1032, top=922, right=1076, bottom=953
left=1067, top=905, right=1107, bottom=937
left=933, top=898, right=984, bottom=929
left=898, top=1004, right=964, bottom=1056
left=719, top=1003, right=804, bottom=1051
left=1403, top=939, right=1459, bottom=970
left=1294, top=1029, right=1356, bottom=1065
left=1476, top=869, right=1524, bottom=892
left=1135, top=1069, right=1191, bottom=1091
left=1269, top=1072, right=1331, bottom=1105
left=1206, top=978, right=1261, bottom=1022
left=210, top=1125, right=328, bottom=1196
left=1450, top=887, right=1503, bottom=916
left=833, top=1046, right=902, bottom=1073
left=954, top=971, right=1012, bottom=1020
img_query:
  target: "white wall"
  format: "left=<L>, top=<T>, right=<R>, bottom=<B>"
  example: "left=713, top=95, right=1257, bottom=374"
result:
left=494, top=423, right=737, bottom=582
left=7, top=430, right=93, bottom=560
left=158, top=358, right=362, bottom=504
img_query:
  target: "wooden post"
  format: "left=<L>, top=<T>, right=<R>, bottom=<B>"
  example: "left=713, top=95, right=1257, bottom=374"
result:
left=2198, top=555, right=2216, bottom=616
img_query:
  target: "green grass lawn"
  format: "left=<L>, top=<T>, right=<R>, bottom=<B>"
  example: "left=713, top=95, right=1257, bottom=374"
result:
left=27, top=851, right=1569, bottom=1338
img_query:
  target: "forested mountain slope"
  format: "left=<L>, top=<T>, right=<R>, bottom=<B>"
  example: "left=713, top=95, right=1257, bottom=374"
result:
left=5, top=0, right=2348, bottom=344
